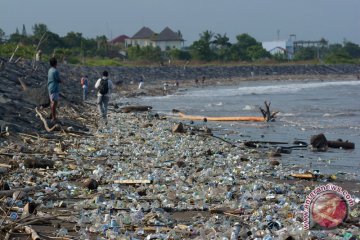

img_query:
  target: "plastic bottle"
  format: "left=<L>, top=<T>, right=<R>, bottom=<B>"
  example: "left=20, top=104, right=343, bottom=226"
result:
left=230, top=222, right=241, bottom=240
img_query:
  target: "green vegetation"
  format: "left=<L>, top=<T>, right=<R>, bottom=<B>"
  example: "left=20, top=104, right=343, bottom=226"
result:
left=0, top=24, right=360, bottom=66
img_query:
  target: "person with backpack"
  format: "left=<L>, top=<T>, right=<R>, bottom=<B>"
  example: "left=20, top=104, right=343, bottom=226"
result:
left=81, top=75, right=89, bottom=101
left=95, top=71, right=114, bottom=123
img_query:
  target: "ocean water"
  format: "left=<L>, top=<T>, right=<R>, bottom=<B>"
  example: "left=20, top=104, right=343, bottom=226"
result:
left=121, top=79, right=360, bottom=179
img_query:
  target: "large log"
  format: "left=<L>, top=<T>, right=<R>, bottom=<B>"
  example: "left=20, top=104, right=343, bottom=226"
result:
left=24, top=158, right=54, bottom=168
left=120, top=105, right=152, bottom=113
left=311, top=133, right=355, bottom=150
left=327, top=140, right=355, bottom=149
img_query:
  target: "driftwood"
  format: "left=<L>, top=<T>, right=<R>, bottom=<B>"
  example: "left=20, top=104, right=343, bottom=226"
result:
left=259, top=101, right=278, bottom=122
left=35, top=107, right=59, bottom=132
left=0, top=163, right=12, bottom=168
left=9, top=44, right=19, bottom=63
left=172, top=122, right=185, bottom=133
left=24, top=226, right=40, bottom=240
left=311, top=133, right=355, bottom=150
left=290, top=173, right=314, bottom=179
left=211, top=135, right=236, bottom=147
left=24, top=158, right=54, bottom=168
left=0, top=186, right=41, bottom=198
left=328, top=140, right=355, bottom=149
left=114, top=180, right=151, bottom=184
left=120, top=105, right=152, bottom=113
left=0, top=60, right=5, bottom=72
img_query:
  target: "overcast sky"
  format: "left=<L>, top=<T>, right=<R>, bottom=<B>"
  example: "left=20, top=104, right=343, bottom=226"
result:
left=1, top=0, right=359, bottom=45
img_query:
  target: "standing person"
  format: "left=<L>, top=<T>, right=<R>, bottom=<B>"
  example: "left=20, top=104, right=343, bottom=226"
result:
left=81, top=75, right=89, bottom=101
left=194, top=78, right=199, bottom=87
left=138, top=78, right=144, bottom=89
left=163, top=82, right=168, bottom=95
left=95, top=71, right=113, bottom=123
left=47, top=57, right=61, bottom=123
left=201, top=75, right=206, bottom=85
left=35, top=50, right=42, bottom=61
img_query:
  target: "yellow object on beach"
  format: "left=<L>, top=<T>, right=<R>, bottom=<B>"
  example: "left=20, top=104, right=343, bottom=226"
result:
left=177, top=112, right=266, bottom=122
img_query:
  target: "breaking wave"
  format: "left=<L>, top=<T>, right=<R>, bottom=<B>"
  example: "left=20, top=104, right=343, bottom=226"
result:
left=184, top=80, right=360, bottom=97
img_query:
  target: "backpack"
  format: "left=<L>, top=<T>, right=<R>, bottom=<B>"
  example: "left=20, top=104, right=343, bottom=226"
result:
left=98, top=78, right=109, bottom=95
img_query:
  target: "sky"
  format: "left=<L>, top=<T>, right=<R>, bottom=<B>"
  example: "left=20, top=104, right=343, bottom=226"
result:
left=1, top=0, right=359, bottom=46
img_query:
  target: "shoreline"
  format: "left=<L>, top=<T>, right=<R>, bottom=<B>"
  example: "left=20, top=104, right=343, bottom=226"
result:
left=119, top=73, right=360, bottom=98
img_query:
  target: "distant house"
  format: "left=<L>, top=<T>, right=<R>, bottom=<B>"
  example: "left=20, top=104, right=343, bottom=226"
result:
left=125, top=26, right=184, bottom=51
left=109, top=35, right=129, bottom=46
left=262, top=38, right=294, bottom=59
left=154, top=27, right=184, bottom=50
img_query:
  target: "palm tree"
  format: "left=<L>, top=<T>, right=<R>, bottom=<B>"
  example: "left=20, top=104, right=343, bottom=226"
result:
left=213, top=33, right=231, bottom=48
left=200, top=30, right=214, bottom=44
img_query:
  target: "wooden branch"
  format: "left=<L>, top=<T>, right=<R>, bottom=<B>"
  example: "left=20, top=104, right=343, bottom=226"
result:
left=0, top=163, right=12, bottom=168
left=114, top=180, right=151, bottom=184
left=9, top=44, right=19, bottom=63
left=13, top=216, right=58, bottom=230
left=270, top=111, right=279, bottom=119
left=265, top=101, right=271, bottom=121
left=18, top=133, right=49, bottom=141
left=32, top=32, right=47, bottom=67
left=120, top=105, right=152, bottom=113
left=290, top=173, right=314, bottom=179
left=18, top=78, right=28, bottom=91
left=0, top=186, right=41, bottom=198
left=210, top=135, right=236, bottom=147
left=35, top=107, right=59, bottom=132
left=259, top=101, right=277, bottom=122
left=25, top=226, right=40, bottom=240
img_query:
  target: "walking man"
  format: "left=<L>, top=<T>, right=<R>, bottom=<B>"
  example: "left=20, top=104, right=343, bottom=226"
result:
left=95, top=71, right=113, bottom=123
left=47, top=57, right=61, bottom=123
left=81, top=75, right=89, bottom=101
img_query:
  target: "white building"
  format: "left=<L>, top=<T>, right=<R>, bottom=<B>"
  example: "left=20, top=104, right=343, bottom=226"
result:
left=125, top=26, right=184, bottom=51
left=262, top=38, right=294, bottom=59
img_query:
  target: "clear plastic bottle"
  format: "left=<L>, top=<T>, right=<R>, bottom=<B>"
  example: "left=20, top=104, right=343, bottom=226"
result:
left=230, top=222, right=241, bottom=240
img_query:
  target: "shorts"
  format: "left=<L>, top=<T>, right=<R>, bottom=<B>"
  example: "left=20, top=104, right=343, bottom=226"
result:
left=49, top=92, right=59, bottom=102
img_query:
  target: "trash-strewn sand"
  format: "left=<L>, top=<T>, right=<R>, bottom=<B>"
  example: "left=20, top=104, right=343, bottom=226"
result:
left=0, top=58, right=359, bottom=239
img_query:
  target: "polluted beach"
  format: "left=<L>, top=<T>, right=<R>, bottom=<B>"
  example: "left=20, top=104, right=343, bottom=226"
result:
left=1, top=2, right=360, bottom=238
left=0, top=58, right=359, bottom=239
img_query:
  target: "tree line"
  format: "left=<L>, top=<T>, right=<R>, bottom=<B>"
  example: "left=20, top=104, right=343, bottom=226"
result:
left=0, top=23, right=360, bottom=65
